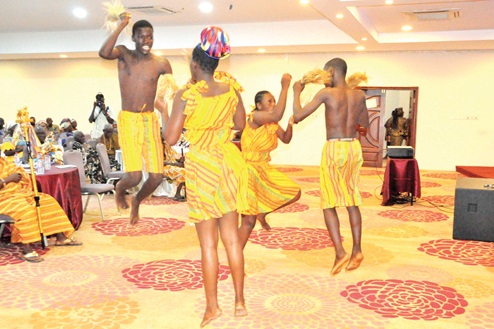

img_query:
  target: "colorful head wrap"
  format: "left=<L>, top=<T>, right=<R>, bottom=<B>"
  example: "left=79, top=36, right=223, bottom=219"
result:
left=200, top=26, right=230, bottom=60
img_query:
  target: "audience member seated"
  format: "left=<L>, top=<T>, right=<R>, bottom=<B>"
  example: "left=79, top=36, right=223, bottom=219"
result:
left=1, top=123, right=26, bottom=163
left=36, top=119, right=47, bottom=130
left=0, top=156, right=82, bottom=262
left=163, top=140, right=186, bottom=201
left=72, top=131, right=104, bottom=183
left=98, top=124, right=121, bottom=171
left=59, top=121, right=74, bottom=147
left=60, top=121, right=74, bottom=134
left=30, top=125, right=64, bottom=164
left=46, top=117, right=60, bottom=135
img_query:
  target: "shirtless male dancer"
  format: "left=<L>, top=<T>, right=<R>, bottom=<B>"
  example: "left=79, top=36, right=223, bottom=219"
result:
left=99, top=13, right=173, bottom=224
left=292, top=57, right=369, bottom=276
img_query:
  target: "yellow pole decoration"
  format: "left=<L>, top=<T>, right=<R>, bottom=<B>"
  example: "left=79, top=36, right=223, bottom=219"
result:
left=16, top=107, right=48, bottom=249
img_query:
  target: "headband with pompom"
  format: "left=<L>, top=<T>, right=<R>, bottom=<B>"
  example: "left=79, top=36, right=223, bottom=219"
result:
left=200, top=26, right=231, bottom=59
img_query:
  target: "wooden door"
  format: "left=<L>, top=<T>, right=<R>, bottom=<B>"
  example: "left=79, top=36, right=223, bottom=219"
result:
left=359, top=89, right=386, bottom=167
left=407, top=89, right=418, bottom=148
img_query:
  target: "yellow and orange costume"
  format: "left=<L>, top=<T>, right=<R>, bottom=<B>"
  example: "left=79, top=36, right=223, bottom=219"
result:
left=117, top=110, right=164, bottom=173
left=241, top=113, right=300, bottom=215
left=182, top=72, right=249, bottom=222
left=0, top=158, right=75, bottom=244
left=320, top=138, right=363, bottom=208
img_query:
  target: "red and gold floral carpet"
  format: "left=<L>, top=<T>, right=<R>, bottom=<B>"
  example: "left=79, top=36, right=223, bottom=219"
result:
left=1, top=166, right=493, bottom=329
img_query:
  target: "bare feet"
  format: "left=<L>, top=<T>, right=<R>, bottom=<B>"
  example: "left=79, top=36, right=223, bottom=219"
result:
left=115, top=190, right=129, bottom=212
left=129, top=195, right=140, bottom=225
left=330, top=253, right=350, bottom=276
left=346, top=252, right=364, bottom=271
left=200, top=307, right=222, bottom=328
left=257, top=214, right=271, bottom=231
left=234, top=303, right=248, bottom=317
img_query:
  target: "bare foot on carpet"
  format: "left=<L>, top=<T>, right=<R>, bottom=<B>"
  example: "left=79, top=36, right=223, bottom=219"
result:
left=257, top=214, right=271, bottom=231
left=346, top=252, right=364, bottom=271
left=234, top=302, right=248, bottom=317
left=200, top=307, right=222, bottom=328
left=331, top=253, right=350, bottom=276
left=129, top=195, right=140, bottom=225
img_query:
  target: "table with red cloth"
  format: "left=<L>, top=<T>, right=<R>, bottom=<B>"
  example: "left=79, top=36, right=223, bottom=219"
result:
left=35, top=166, right=83, bottom=229
left=381, top=158, right=421, bottom=206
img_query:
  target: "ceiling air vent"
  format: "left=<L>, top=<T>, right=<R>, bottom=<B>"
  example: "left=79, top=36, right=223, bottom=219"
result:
left=127, top=5, right=182, bottom=15
left=403, top=9, right=460, bottom=21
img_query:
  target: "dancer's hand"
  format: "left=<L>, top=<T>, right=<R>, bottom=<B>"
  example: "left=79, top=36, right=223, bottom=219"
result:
left=293, top=80, right=305, bottom=93
left=281, top=73, right=292, bottom=89
left=119, top=12, right=131, bottom=25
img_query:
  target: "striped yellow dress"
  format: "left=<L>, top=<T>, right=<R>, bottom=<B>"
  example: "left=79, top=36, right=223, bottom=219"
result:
left=0, top=158, right=75, bottom=244
left=182, top=72, right=249, bottom=222
left=240, top=113, right=300, bottom=215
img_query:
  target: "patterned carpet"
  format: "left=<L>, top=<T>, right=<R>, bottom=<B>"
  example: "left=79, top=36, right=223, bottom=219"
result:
left=1, top=165, right=493, bottom=329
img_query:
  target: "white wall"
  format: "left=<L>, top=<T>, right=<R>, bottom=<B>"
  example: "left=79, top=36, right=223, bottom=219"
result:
left=1, top=50, right=493, bottom=170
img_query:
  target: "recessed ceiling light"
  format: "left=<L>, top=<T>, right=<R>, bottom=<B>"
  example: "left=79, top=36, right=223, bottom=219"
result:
left=300, top=0, right=310, bottom=4
left=385, top=0, right=394, bottom=4
left=72, top=7, right=87, bottom=19
left=356, top=45, right=365, bottom=51
left=258, top=48, right=267, bottom=53
left=199, top=2, right=213, bottom=13
left=336, top=13, right=344, bottom=19
left=401, top=25, right=413, bottom=31
left=59, top=54, right=68, bottom=58
left=154, top=51, right=163, bottom=56
left=361, top=37, right=368, bottom=41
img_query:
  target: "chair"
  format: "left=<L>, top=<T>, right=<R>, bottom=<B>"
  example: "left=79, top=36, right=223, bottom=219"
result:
left=0, top=214, right=15, bottom=242
left=63, top=149, right=115, bottom=221
left=95, top=143, right=125, bottom=185
left=64, top=136, right=75, bottom=151
left=87, top=139, right=98, bottom=149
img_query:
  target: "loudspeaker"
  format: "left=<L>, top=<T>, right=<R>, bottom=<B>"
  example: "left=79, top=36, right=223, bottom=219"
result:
left=453, top=177, right=494, bottom=242
left=388, top=146, right=414, bottom=159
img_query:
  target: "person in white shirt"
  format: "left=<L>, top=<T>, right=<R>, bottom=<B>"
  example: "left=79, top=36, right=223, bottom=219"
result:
left=89, top=93, right=115, bottom=139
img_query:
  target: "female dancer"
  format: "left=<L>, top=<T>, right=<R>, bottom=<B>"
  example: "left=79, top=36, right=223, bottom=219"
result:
left=238, top=74, right=301, bottom=249
left=164, top=26, right=248, bottom=327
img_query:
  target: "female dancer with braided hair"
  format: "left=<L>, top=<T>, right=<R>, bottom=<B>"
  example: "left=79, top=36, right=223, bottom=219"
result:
left=238, top=74, right=301, bottom=249
left=164, top=26, right=248, bottom=327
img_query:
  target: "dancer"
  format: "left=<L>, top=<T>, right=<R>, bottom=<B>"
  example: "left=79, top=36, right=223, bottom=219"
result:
left=164, top=26, right=248, bottom=328
left=99, top=12, right=173, bottom=224
left=293, top=58, right=369, bottom=276
left=238, top=74, right=301, bottom=249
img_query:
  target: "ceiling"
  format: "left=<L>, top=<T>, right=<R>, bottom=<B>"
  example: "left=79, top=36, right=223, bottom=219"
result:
left=1, top=0, right=493, bottom=59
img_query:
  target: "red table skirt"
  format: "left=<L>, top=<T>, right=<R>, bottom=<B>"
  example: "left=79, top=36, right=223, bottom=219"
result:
left=381, top=158, right=421, bottom=206
left=35, top=166, right=83, bottom=229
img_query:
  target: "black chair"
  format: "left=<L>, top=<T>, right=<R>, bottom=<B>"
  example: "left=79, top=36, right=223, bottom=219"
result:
left=0, top=214, right=15, bottom=243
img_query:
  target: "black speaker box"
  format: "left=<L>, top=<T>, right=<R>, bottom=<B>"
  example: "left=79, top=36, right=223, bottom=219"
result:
left=453, top=177, right=494, bottom=242
left=388, top=146, right=414, bottom=159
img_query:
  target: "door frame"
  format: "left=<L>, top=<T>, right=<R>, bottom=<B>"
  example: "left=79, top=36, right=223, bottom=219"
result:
left=357, top=86, right=419, bottom=151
